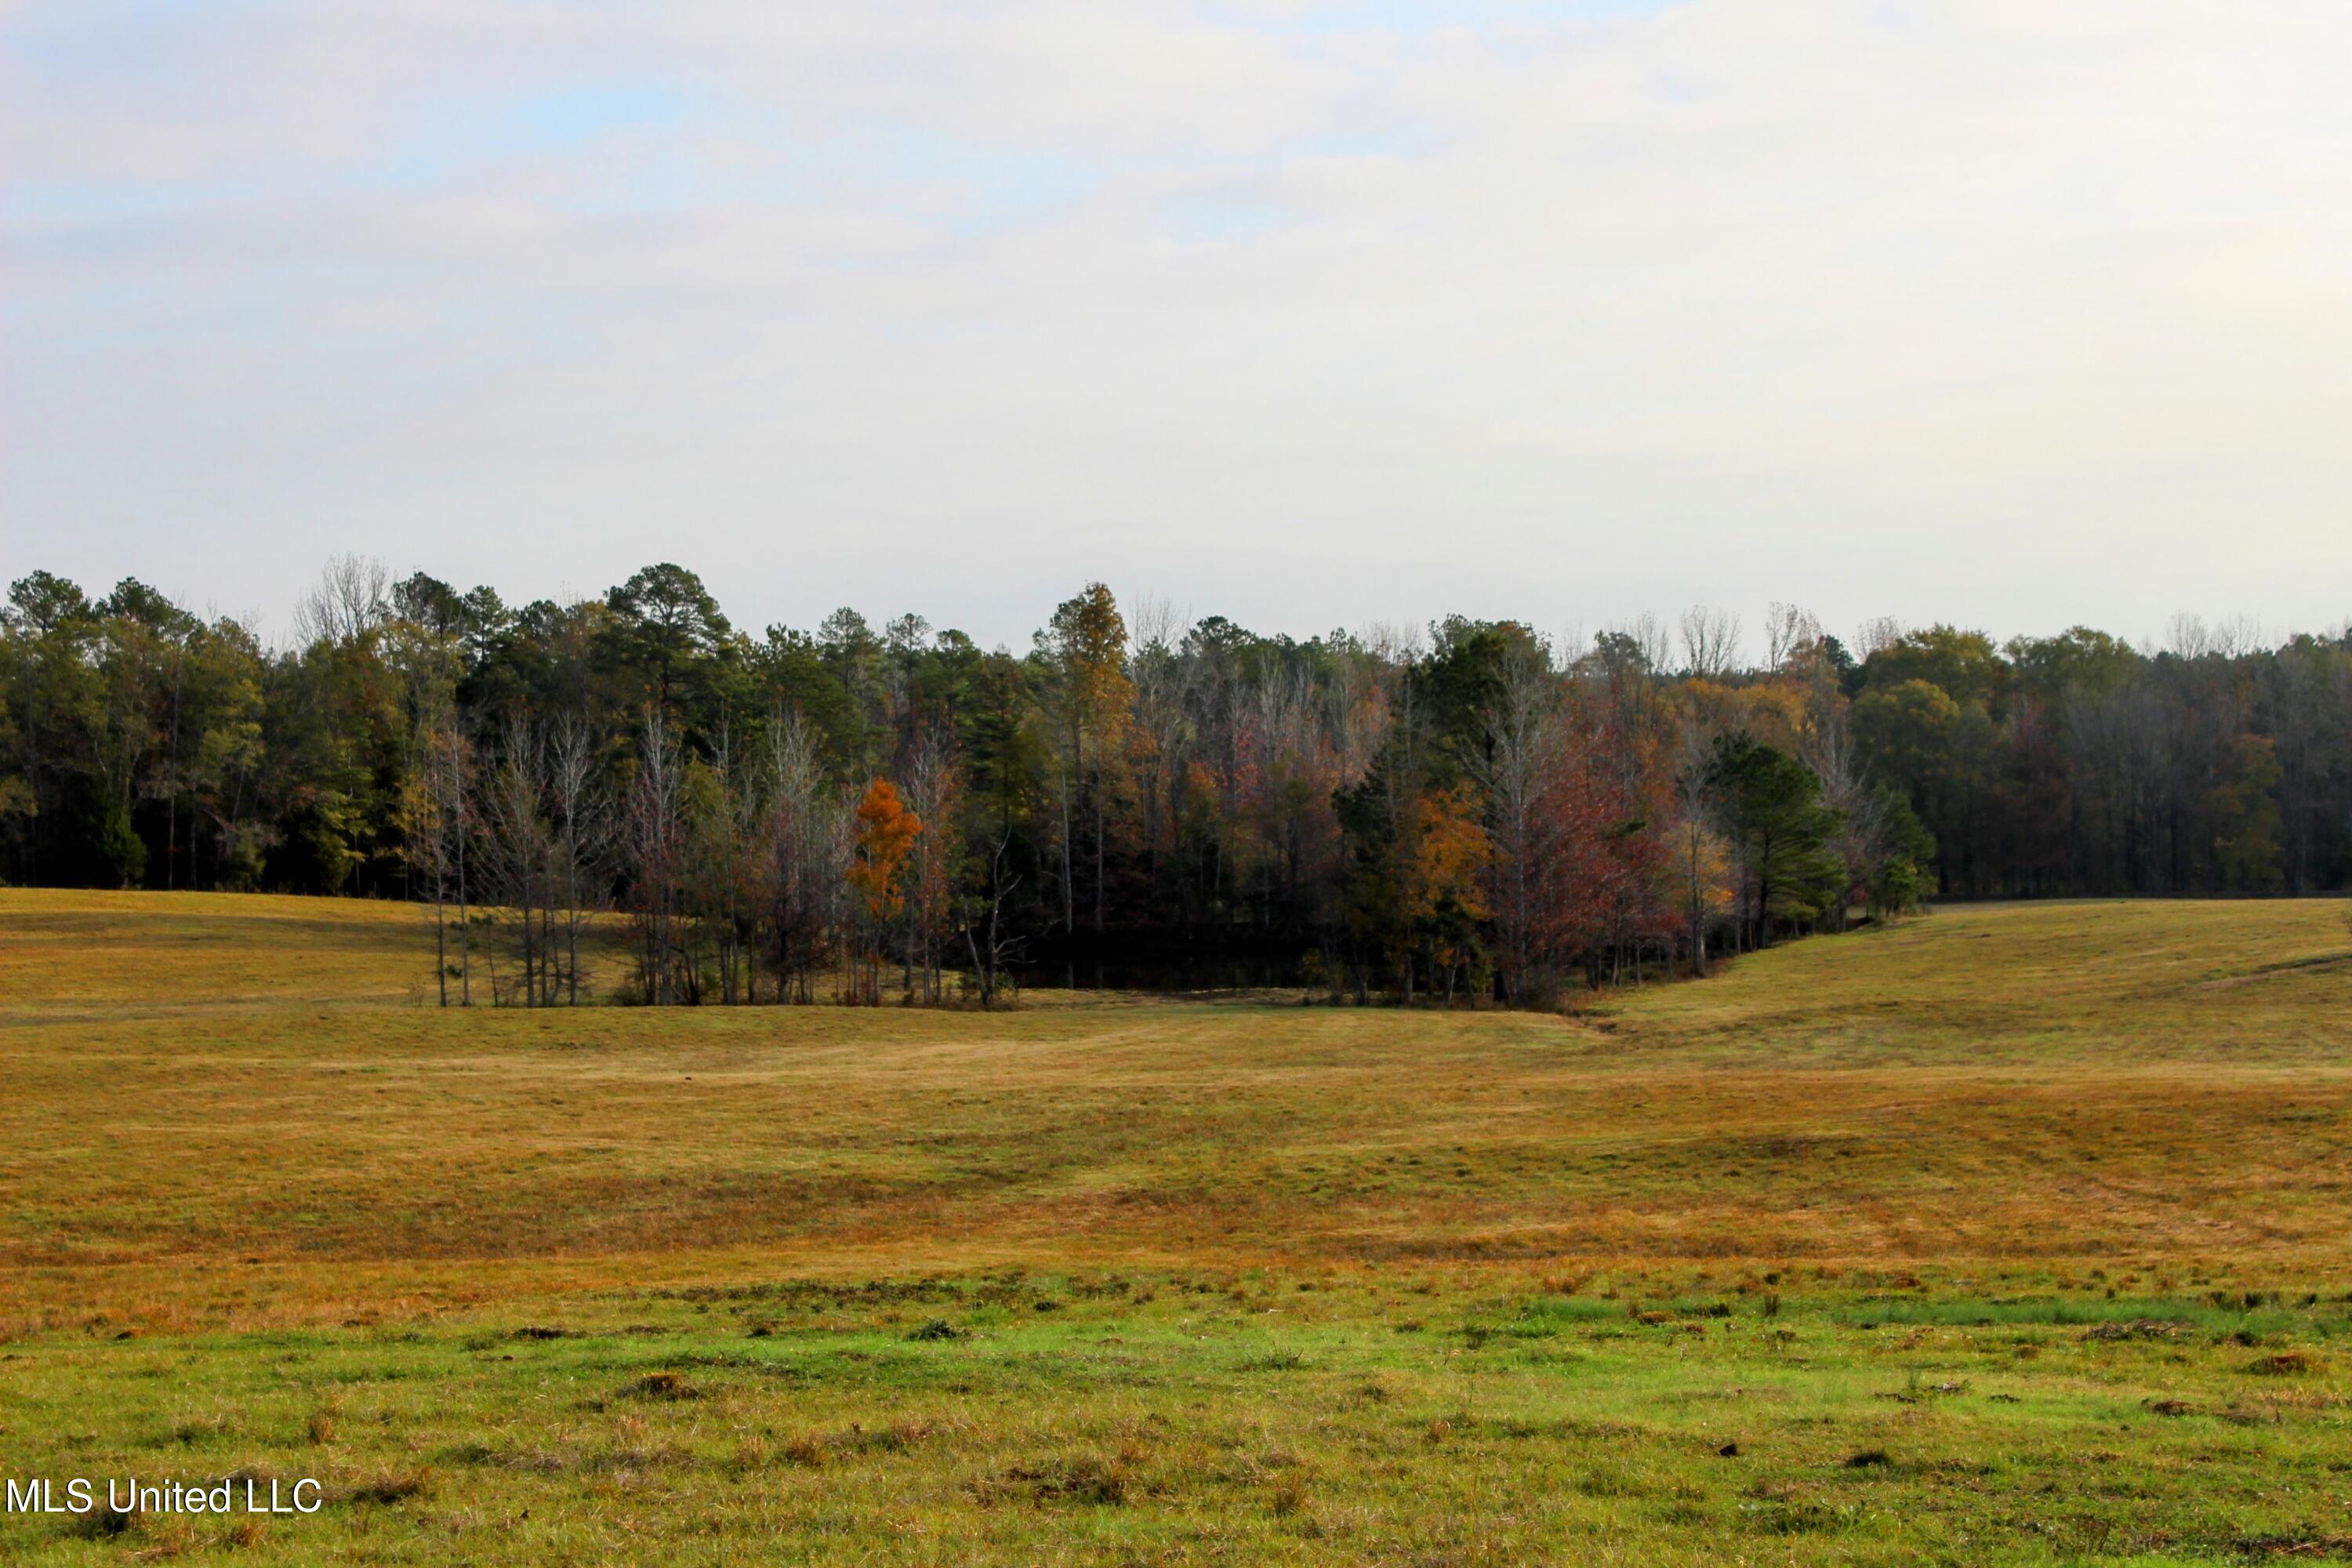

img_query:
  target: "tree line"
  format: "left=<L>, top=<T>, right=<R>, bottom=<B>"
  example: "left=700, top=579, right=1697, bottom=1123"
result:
left=4, top=561, right=2345, bottom=1006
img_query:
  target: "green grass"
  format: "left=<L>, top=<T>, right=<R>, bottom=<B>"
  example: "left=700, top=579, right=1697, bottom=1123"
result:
left=2, top=891, right=2350, bottom=1563
left=5, top=1272, right=2347, bottom=1564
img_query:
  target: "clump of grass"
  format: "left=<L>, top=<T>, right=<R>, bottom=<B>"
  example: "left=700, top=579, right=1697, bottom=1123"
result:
left=72, top=1506, right=133, bottom=1539
left=170, top=1413, right=233, bottom=1446
left=344, top=1468, right=434, bottom=1505
left=1574, top=1467, right=1647, bottom=1498
left=906, top=1318, right=964, bottom=1342
left=1519, top=1295, right=1621, bottom=1327
left=975, top=1455, right=1131, bottom=1508
left=626, top=1371, right=697, bottom=1400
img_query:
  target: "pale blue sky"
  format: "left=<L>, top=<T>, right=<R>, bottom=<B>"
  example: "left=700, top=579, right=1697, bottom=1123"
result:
left=5, top=1, right=2350, bottom=651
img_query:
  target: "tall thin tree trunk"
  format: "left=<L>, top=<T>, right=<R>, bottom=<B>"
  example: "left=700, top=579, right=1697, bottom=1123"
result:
left=457, top=824, right=472, bottom=1006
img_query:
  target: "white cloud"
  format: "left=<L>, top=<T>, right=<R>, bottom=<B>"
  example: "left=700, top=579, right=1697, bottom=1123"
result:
left=5, top=0, right=2351, bottom=646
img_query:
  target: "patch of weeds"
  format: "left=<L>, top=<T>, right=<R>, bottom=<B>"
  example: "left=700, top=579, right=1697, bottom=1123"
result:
left=1575, top=1467, right=1650, bottom=1498
left=853, top=1420, right=939, bottom=1455
left=906, top=1319, right=964, bottom=1343
left=2082, top=1319, right=2188, bottom=1341
left=1740, top=1497, right=1860, bottom=1536
left=1515, top=1296, right=1621, bottom=1333
left=973, top=1454, right=1132, bottom=1508
left=1863, top=1297, right=2279, bottom=1334
left=2230, top=1534, right=2352, bottom=1559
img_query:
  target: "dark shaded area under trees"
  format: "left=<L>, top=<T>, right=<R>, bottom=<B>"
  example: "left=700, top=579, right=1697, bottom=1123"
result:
left=5, top=561, right=2344, bottom=1007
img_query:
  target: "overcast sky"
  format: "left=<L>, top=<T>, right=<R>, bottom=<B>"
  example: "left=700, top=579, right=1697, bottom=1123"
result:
left=5, top=0, right=2350, bottom=653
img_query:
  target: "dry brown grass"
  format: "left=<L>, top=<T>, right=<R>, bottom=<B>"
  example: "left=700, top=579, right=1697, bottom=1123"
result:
left=3, top=891, right=2350, bottom=1331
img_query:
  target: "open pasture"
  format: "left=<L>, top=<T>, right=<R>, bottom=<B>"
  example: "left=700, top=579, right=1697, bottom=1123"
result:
left=2, top=892, right=2349, bottom=1563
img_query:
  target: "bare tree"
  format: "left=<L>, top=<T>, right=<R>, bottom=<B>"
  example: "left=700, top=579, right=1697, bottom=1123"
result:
left=961, top=826, right=1024, bottom=1008
left=1621, top=613, right=1672, bottom=676
left=1126, top=610, right=1195, bottom=916
left=425, top=725, right=475, bottom=1004
left=901, top=727, right=962, bottom=1001
left=473, top=716, right=609, bottom=1007
left=1855, top=616, right=1906, bottom=659
left=759, top=711, right=848, bottom=1004
left=546, top=715, right=612, bottom=1004
left=293, top=554, right=390, bottom=648
left=475, top=719, right=555, bottom=1005
left=1671, top=717, right=1728, bottom=976
left=1679, top=605, right=1743, bottom=680
left=1765, top=602, right=1824, bottom=672
left=627, top=708, right=690, bottom=1004
left=692, top=717, right=760, bottom=1005
left=401, top=723, right=474, bottom=1005
left=1472, top=642, right=1566, bottom=1004
left=1800, top=701, right=1878, bottom=931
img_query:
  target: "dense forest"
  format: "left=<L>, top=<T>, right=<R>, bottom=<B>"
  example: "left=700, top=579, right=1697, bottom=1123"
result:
left=4, top=559, right=2346, bottom=1006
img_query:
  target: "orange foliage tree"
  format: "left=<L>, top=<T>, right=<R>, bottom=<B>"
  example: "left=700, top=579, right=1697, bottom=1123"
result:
left=846, top=778, right=921, bottom=1002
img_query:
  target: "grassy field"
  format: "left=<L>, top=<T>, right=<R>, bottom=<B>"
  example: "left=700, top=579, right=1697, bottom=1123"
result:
left=2, top=891, right=2349, bottom=1563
